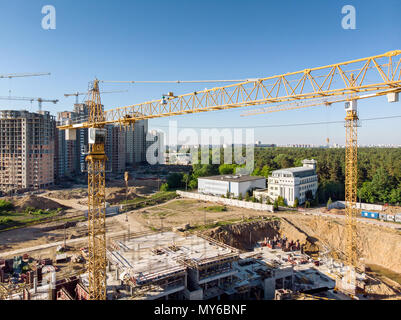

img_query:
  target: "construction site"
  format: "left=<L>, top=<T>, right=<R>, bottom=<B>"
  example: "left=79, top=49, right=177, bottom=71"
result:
left=0, top=1, right=401, bottom=305
left=2, top=199, right=401, bottom=301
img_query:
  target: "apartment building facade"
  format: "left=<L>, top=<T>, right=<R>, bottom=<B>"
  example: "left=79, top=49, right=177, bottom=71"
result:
left=0, top=110, right=55, bottom=193
left=267, top=159, right=318, bottom=206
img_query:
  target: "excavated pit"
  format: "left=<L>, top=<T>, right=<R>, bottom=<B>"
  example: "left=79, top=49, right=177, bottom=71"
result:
left=203, top=215, right=401, bottom=275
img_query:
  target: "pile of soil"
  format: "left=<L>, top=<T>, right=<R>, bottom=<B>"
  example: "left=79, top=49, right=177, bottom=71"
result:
left=13, top=195, right=68, bottom=211
left=48, top=189, right=88, bottom=200
left=77, top=186, right=141, bottom=205
left=383, top=206, right=401, bottom=214
left=106, top=187, right=140, bottom=204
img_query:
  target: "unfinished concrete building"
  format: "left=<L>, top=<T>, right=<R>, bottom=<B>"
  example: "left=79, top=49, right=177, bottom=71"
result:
left=106, top=232, right=310, bottom=301
left=56, top=111, right=80, bottom=179
left=0, top=110, right=55, bottom=194
left=107, top=232, right=240, bottom=300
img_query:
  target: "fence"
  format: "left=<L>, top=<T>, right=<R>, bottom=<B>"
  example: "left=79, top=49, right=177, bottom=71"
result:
left=328, top=201, right=383, bottom=211
left=84, top=206, right=119, bottom=218
left=177, top=191, right=274, bottom=212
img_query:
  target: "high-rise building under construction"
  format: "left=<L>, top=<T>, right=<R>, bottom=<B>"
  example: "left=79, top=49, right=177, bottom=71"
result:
left=0, top=110, right=55, bottom=194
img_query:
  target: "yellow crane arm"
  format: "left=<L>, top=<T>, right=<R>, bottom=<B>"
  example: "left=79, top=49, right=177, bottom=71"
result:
left=58, top=50, right=401, bottom=130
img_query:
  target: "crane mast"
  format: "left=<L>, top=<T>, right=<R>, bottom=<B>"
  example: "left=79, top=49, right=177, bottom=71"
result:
left=85, top=79, right=108, bottom=300
left=345, top=75, right=359, bottom=270
left=345, top=106, right=359, bottom=265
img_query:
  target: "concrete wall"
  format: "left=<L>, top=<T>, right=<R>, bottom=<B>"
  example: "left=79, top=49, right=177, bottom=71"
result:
left=183, top=288, right=203, bottom=300
left=328, top=201, right=383, bottom=211
left=177, top=191, right=274, bottom=212
left=263, top=278, right=275, bottom=300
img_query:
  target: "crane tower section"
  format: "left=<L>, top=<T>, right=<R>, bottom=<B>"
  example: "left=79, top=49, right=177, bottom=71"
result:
left=344, top=100, right=359, bottom=268
left=85, top=79, right=108, bottom=300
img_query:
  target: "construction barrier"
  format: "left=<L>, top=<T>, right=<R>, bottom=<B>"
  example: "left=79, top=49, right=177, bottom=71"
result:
left=177, top=191, right=274, bottom=212
left=84, top=205, right=119, bottom=218
left=328, top=201, right=383, bottom=211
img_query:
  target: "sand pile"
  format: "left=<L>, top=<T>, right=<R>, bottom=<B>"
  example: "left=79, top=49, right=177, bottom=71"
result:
left=206, top=220, right=281, bottom=250
left=106, top=187, right=140, bottom=204
left=77, top=186, right=141, bottom=205
left=365, top=277, right=401, bottom=299
left=48, top=189, right=88, bottom=200
left=13, top=195, right=68, bottom=211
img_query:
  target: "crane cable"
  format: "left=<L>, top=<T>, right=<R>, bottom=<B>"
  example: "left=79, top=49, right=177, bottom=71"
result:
left=149, top=115, right=401, bottom=129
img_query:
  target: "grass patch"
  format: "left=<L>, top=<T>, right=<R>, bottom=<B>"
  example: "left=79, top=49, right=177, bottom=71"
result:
left=121, top=191, right=178, bottom=211
left=162, top=199, right=198, bottom=210
left=152, top=211, right=176, bottom=218
left=0, top=208, right=64, bottom=231
left=191, top=218, right=241, bottom=231
left=202, top=205, right=227, bottom=212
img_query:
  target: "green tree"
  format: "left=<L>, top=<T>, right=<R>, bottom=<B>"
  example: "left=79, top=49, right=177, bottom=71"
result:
left=293, top=197, right=299, bottom=208
left=371, top=167, right=394, bottom=203
left=274, top=154, right=293, bottom=169
left=167, top=172, right=184, bottom=189
left=251, top=167, right=261, bottom=176
left=160, top=183, right=169, bottom=192
left=238, top=193, right=243, bottom=200
left=277, top=196, right=285, bottom=207
left=188, top=179, right=198, bottom=190
left=327, top=197, right=333, bottom=208
left=389, top=187, right=401, bottom=204
left=219, top=164, right=236, bottom=175
left=0, top=200, right=13, bottom=212
left=182, top=173, right=190, bottom=191
left=260, top=165, right=272, bottom=178
left=245, top=192, right=250, bottom=201
left=294, top=159, right=303, bottom=167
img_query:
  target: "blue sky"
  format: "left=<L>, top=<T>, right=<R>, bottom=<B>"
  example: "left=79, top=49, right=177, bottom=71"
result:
left=0, top=0, right=400, bottom=145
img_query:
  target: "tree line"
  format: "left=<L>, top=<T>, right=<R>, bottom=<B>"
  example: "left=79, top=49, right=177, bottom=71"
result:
left=162, top=147, right=401, bottom=205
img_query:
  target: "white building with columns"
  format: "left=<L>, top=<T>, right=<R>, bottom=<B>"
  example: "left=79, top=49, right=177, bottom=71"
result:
left=266, top=159, right=318, bottom=206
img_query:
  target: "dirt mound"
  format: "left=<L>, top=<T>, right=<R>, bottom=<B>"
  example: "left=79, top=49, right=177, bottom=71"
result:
left=106, top=187, right=140, bottom=204
left=76, top=186, right=142, bottom=205
left=13, top=195, right=68, bottom=211
left=48, top=189, right=87, bottom=200
left=206, top=220, right=281, bottom=250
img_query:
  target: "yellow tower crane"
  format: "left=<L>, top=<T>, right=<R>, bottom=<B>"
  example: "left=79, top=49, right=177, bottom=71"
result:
left=58, top=50, right=401, bottom=300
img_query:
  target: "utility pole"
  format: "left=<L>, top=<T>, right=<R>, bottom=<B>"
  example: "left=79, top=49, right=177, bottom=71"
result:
left=124, top=171, right=129, bottom=222
left=64, top=223, right=67, bottom=249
